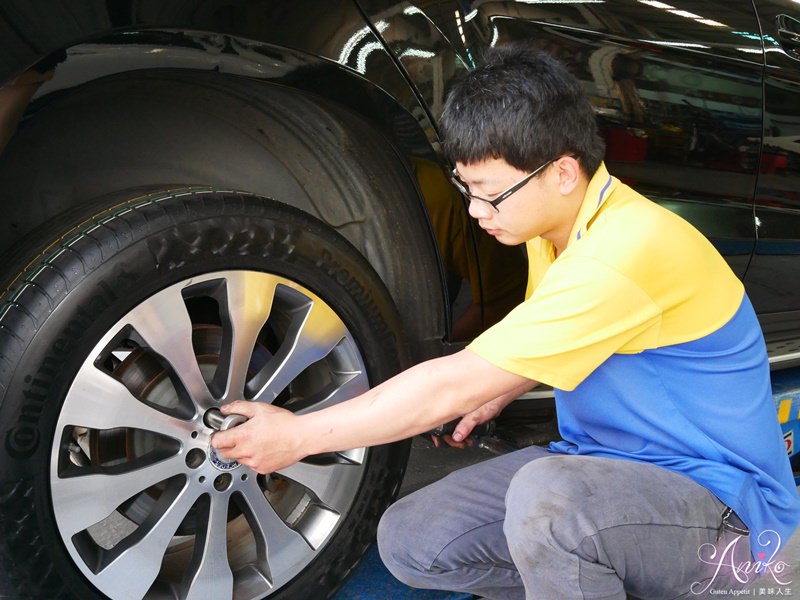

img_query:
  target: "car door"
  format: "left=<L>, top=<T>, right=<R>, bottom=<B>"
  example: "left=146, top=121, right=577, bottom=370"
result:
left=748, top=0, right=800, bottom=366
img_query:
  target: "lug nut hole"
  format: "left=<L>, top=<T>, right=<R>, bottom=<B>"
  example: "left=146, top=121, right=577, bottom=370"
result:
left=214, top=473, right=233, bottom=492
left=186, top=448, right=206, bottom=469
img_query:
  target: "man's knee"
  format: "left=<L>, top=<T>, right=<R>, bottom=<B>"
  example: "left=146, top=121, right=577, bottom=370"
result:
left=377, top=496, right=438, bottom=585
left=506, top=454, right=595, bottom=506
left=377, top=498, right=415, bottom=581
left=503, top=455, right=601, bottom=551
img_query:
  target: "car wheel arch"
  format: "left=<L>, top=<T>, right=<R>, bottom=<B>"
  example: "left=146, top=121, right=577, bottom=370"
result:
left=0, top=70, right=448, bottom=360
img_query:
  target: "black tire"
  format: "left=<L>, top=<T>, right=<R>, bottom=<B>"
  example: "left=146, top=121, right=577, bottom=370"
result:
left=0, top=188, right=411, bottom=600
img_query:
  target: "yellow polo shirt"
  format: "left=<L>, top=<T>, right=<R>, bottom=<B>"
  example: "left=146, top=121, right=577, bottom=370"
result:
left=467, top=162, right=744, bottom=390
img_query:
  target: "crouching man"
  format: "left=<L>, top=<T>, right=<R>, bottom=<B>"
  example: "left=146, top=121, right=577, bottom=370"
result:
left=213, top=44, right=800, bottom=599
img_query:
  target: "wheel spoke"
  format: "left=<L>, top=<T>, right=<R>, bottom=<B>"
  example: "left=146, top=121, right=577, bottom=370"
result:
left=277, top=460, right=361, bottom=512
left=184, top=494, right=234, bottom=599
left=239, top=477, right=308, bottom=588
left=63, top=364, right=192, bottom=438
left=92, top=481, right=200, bottom=598
left=52, top=454, right=187, bottom=536
left=125, top=285, right=212, bottom=406
left=251, top=299, right=349, bottom=402
left=218, top=272, right=278, bottom=401
left=293, top=369, right=370, bottom=415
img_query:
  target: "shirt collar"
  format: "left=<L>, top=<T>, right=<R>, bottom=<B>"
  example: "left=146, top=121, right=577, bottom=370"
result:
left=567, top=161, right=617, bottom=248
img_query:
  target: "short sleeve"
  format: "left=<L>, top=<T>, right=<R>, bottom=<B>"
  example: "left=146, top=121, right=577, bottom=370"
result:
left=467, top=255, right=662, bottom=390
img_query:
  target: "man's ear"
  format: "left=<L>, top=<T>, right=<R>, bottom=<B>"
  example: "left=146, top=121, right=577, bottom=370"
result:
left=555, top=155, right=583, bottom=195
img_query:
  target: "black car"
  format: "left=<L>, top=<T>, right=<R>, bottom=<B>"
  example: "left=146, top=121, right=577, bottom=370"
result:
left=1, top=1, right=799, bottom=598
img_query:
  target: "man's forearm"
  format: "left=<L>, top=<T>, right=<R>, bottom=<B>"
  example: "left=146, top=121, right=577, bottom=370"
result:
left=297, top=349, right=535, bottom=455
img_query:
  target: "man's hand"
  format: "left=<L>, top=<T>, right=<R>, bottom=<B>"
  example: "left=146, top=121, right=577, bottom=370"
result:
left=210, top=401, right=305, bottom=474
left=432, top=396, right=511, bottom=449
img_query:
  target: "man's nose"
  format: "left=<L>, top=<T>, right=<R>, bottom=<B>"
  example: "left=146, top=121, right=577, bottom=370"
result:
left=467, top=197, right=493, bottom=220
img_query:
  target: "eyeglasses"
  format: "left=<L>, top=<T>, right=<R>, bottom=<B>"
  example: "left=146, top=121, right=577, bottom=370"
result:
left=449, top=158, right=556, bottom=212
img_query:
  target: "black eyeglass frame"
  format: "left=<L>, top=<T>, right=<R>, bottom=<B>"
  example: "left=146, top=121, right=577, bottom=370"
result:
left=449, top=157, right=557, bottom=212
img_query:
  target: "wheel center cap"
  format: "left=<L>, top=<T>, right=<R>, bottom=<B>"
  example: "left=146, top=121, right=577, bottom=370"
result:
left=209, top=446, right=240, bottom=471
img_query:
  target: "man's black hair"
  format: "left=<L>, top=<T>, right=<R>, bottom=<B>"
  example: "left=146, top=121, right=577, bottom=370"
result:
left=441, top=43, right=605, bottom=176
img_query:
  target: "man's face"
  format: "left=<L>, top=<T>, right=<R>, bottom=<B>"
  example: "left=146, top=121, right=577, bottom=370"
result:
left=454, top=157, right=569, bottom=247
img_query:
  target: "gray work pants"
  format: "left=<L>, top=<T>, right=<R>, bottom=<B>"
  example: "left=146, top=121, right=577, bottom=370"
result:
left=377, top=445, right=756, bottom=599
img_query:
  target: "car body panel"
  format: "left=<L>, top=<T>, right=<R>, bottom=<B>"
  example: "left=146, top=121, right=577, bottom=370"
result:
left=1, top=0, right=800, bottom=353
left=747, top=1, right=800, bottom=361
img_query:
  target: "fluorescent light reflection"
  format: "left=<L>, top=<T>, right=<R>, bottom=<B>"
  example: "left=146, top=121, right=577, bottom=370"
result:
left=455, top=9, right=466, bottom=44
left=338, top=20, right=389, bottom=66
left=398, top=48, right=436, bottom=59
left=514, top=0, right=604, bottom=3
left=639, top=0, right=729, bottom=29
left=645, top=40, right=711, bottom=48
left=696, top=18, right=728, bottom=27
left=638, top=0, right=674, bottom=8
left=669, top=9, right=702, bottom=19
left=356, top=41, right=383, bottom=73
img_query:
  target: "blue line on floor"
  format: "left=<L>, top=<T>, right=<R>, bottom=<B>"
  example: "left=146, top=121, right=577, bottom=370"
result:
left=332, top=544, right=471, bottom=600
